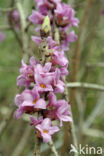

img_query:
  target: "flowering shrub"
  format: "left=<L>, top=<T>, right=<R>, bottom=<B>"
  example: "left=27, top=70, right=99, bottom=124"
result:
left=14, top=0, right=79, bottom=143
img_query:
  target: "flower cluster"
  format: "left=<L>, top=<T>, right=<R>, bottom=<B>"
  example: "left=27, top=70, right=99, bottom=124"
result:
left=14, top=0, right=79, bottom=143
left=29, top=0, right=79, bottom=51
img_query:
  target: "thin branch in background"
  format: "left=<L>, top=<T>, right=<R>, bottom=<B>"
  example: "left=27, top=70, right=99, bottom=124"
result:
left=61, top=79, right=78, bottom=156
left=70, top=0, right=93, bottom=108
left=48, top=140, right=59, bottom=156
left=83, top=92, right=104, bottom=130
left=67, top=82, right=104, bottom=91
left=34, top=136, right=41, bottom=156
left=0, top=7, right=16, bottom=12
left=83, top=128, right=104, bottom=139
left=87, top=62, right=104, bottom=68
left=11, top=125, right=31, bottom=156
left=16, top=0, right=32, bottom=61
left=0, top=108, right=15, bottom=138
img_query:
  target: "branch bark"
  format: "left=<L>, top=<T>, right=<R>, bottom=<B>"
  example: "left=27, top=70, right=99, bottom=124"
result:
left=48, top=140, right=59, bottom=156
left=34, top=136, right=41, bottom=156
left=67, top=82, right=104, bottom=91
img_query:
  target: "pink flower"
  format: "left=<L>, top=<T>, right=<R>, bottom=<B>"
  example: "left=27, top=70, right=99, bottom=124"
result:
left=53, top=68, right=65, bottom=93
left=47, top=92, right=72, bottom=126
left=35, top=63, right=54, bottom=92
left=51, top=50, right=69, bottom=67
left=14, top=88, right=46, bottom=119
left=55, top=3, right=79, bottom=28
left=29, top=10, right=45, bottom=24
left=17, top=57, right=36, bottom=87
left=60, top=30, right=78, bottom=51
left=60, top=66, right=69, bottom=76
left=56, top=100, right=72, bottom=126
left=35, top=0, right=61, bottom=13
left=30, top=116, right=43, bottom=126
left=32, top=36, right=56, bottom=49
left=0, top=32, right=5, bottom=43
left=35, top=118, right=59, bottom=143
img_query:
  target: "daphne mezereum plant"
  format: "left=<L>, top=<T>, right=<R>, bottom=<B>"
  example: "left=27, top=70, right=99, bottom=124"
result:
left=14, top=0, right=79, bottom=155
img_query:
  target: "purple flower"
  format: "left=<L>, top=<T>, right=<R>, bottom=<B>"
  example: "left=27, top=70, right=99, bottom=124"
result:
left=51, top=50, right=69, bottom=67
left=35, top=118, right=59, bottom=142
left=53, top=68, right=65, bottom=93
left=55, top=3, right=79, bottom=28
left=35, top=0, right=61, bottom=13
left=56, top=100, right=72, bottom=126
left=60, top=66, right=69, bottom=76
left=0, top=32, right=5, bottom=43
left=32, top=36, right=56, bottom=49
left=17, top=57, right=36, bottom=87
left=34, top=63, right=54, bottom=92
left=48, top=92, right=72, bottom=126
left=30, top=116, right=43, bottom=126
left=14, top=88, right=46, bottom=119
left=60, top=30, right=77, bottom=51
left=29, top=10, right=45, bottom=24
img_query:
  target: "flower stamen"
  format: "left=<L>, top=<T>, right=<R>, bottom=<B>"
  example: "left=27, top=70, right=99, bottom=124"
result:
left=43, top=129, right=48, bottom=133
left=40, top=84, right=46, bottom=88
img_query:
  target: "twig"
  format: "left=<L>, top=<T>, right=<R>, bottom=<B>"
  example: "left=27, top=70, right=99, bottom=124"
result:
left=70, top=0, right=93, bottom=110
left=67, top=82, right=104, bottom=91
left=87, top=62, right=104, bottom=68
left=71, top=0, right=93, bottom=82
left=16, top=0, right=31, bottom=61
left=0, top=108, right=15, bottom=137
left=11, top=125, right=31, bottom=156
left=61, top=80, right=78, bottom=156
left=48, top=140, right=59, bottom=156
left=83, top=92, right=104, bottom=130
left=34, top=136, right=41, bottom=156
left=83, top=128, right=104, bottom=139
left=0, top=7, right=16, bottom=12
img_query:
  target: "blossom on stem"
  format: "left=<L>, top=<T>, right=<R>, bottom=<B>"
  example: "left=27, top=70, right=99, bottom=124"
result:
left=54, top=3, right=79, bottom=28
left=51, top=50, right=69, bottom=67
left=47, top=92, right=72, bottom=126
left=30, top=116, right=43, bottom=126
left=14, top=0, right=79, bottom=144
left=34, top=63, right=54, bottom=92
left=14, top=88, right=46, bottom=119
left=60, top=30, right=78, bottom=51
left=35, top=118, right=59, bottom=143
left=32, top=36, right=56, bottom=49
left=17, top=57, right=36, bottom=87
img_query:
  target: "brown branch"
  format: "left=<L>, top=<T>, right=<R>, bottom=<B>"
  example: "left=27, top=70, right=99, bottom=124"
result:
left=48, top=140, right=59, bottom=156
left=70, top=0, right=93, bottom=107
left=11, top=125, right=31, bottom=156
left=0, top=108, right=15, bottom=138
left=34, top=136, right=41, bottom=156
